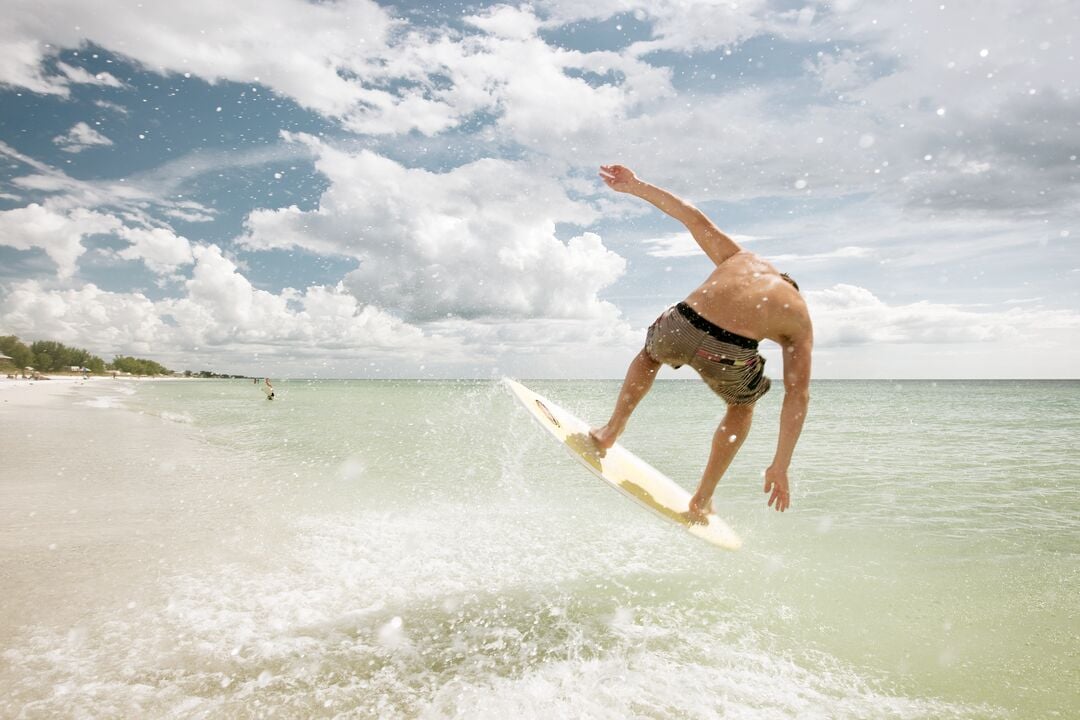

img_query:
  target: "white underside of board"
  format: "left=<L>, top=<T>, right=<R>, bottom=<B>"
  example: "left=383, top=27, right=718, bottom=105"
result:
left=504, top=378, right=741, bottom=550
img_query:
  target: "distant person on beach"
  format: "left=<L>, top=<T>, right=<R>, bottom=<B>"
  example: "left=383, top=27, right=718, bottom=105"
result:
left=590, top=165, right=813, bottom=521
left=263, top=377, right=275, bottom=400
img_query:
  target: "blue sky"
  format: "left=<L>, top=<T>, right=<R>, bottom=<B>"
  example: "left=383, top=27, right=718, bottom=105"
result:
left=1, top=0, right=1077, bottom=378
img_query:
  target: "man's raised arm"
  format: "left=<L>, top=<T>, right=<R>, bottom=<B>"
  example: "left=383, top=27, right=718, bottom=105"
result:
left=600, top=164, right=742, bottom=266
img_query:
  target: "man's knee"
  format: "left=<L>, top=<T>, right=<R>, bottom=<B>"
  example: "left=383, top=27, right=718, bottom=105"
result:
left=724, top=402, right=755, bottom=426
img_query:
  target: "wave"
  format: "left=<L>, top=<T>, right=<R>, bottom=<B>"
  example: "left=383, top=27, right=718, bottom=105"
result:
left=0, top=508, right=996, bottom=719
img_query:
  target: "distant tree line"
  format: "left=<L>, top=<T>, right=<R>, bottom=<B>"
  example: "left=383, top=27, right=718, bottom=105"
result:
left=0, top=335, right=254, bottom=378
left=188, top=370, right=250, bottom=379
left=0, top=335, right=171, bottom=376
left=111, top=355, right=171, bottom=376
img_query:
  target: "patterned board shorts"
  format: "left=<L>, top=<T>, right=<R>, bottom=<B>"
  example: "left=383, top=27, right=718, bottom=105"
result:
left=645, top=303, right=771, bottom=406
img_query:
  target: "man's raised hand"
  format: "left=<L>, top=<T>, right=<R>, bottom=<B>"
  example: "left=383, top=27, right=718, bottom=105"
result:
left=600, top=164, right=638, bottom=193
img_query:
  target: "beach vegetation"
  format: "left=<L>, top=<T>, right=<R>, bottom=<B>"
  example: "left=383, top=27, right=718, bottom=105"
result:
left=29, top=340, right=106, bottom=373
left=111, top=355, right=172, bottom=376
left=0, top=336, right=108, bottom=373
left=0, top=335, right=33, bottom=369
left=0, top=335, right=171, bottom=376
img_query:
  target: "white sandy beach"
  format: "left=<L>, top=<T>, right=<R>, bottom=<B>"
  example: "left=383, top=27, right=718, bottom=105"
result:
left=0, top=376, right=259, bottom=650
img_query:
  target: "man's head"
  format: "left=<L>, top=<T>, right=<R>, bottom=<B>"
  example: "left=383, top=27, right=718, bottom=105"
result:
left=780, top=272, right=800, bottom=292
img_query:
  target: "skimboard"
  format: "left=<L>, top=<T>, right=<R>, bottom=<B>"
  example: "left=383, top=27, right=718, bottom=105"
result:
left=504, top=378, right=742, bottom=550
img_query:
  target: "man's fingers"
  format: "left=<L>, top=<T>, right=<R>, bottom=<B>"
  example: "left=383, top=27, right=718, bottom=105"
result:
left=766, top=487, right=788, bottom=511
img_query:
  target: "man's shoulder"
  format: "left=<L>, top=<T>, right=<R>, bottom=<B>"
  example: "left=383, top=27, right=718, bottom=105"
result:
left=764, top=296, right=813, bottom=345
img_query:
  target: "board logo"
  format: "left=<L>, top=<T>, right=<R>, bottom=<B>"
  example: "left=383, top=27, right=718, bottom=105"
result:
left=535, top=399, right=560, bottom=428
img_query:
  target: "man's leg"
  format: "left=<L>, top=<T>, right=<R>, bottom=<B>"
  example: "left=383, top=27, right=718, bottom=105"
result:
left=590, top=349, right=661, bottom=451
left=689, top=402, right=756, bottom=515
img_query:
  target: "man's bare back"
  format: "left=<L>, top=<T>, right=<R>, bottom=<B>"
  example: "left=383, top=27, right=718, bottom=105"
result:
left=683, top=251, right=810, bottom=346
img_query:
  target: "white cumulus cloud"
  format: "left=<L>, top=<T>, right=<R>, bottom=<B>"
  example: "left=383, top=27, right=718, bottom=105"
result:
left=0, top=203, right=120, bottom=277
left=0, top=0, right=395, bottom=113
left=807, top=284, right=1080, bottom=347
left=240, top=137, right=626, bottom=322
left=0, top=245, right=431, bottom=367
left=116, top=226, right=195, bottom=274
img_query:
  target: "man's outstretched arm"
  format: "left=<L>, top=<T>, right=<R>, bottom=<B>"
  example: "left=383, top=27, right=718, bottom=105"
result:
left=600, top=164, right=742, bottom=266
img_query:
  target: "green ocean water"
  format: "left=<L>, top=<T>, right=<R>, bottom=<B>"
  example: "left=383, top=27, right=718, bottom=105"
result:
left=3, top=379, right=1077, bottom=718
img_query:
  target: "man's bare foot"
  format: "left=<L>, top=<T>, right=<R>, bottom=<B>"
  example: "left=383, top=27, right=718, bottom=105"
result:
left=589, top=425, right=618, bottom=454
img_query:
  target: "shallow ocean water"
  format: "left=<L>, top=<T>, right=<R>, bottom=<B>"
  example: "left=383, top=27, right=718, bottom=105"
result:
left=1, top=378, right=1076, bottom=718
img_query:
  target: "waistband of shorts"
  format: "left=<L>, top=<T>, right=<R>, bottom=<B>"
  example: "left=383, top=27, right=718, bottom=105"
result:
left=674, top=302, right=759, bottom=350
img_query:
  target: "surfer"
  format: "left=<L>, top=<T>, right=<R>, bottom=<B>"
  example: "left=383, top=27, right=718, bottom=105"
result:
left=590, top=165, right=813, bottom=520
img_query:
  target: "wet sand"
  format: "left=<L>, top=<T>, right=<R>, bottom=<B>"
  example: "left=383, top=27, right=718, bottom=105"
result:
left=0, top=377, right=256, bottom=647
